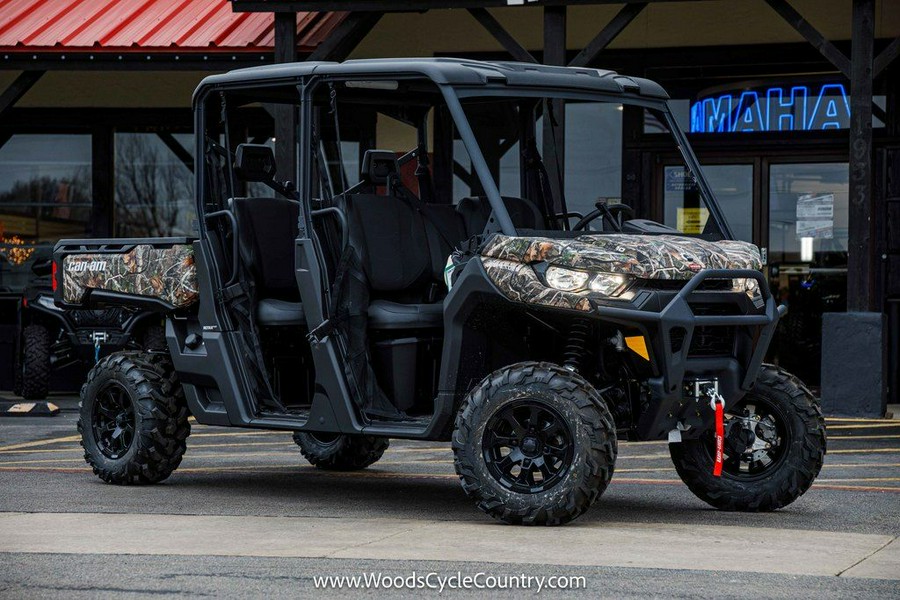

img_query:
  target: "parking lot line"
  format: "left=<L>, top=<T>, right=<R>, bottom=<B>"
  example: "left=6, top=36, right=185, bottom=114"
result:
left=830, top=448, right=900, bottom=454
left=826, top=417, right=898, bottom=423
left=0, top=435, right=81, bottom=452
left=827, top=424, right=900, bottom=430
left=830, top=434, right=900, bottom=440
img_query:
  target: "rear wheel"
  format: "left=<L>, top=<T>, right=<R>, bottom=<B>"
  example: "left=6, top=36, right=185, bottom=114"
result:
left=669, top=365, right=825, bottom=511
left=78, top=352, right=190, bottom=485
left=293, top=432, right=389, bottom=471
left=452, top=362, right=616, bottom=526
left=20, top=324, right=51, bottom=400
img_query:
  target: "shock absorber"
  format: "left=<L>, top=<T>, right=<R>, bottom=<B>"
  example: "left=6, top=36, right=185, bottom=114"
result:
left=563, top=319, right=591, bottom=371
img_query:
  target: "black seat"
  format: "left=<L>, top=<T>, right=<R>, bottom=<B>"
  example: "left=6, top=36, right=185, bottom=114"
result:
left=340, top=150, right=448, bottom=329
left=457, top=195, right=545, bottom=237
left=231, top=197, right=306, bottom=327
left=368, top=300, right=444, bottom=329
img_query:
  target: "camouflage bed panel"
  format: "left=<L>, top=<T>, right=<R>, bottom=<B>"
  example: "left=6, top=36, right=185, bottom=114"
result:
left=62, top=244, right=199, bottom=308
left=481, top=234, right=762, bottom=279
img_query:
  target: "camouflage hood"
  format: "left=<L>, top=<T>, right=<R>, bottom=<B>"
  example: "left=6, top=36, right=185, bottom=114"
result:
left=480, top=233, right=762, bottom=280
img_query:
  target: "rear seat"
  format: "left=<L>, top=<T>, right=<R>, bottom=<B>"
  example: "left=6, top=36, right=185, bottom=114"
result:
left=232, top=196, right=306, bottom=327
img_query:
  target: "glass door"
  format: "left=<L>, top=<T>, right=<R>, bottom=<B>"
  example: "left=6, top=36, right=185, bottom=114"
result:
left=660, top=162, right=756, bottom=243
left=766, top=162, right=849, bottom=388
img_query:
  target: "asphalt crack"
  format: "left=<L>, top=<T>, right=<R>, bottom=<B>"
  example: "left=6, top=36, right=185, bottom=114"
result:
left=835, top=535, right=897, bottom=577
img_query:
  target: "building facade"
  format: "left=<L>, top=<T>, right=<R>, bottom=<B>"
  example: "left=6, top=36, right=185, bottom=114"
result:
left=0, top=0, right=897, bottom=411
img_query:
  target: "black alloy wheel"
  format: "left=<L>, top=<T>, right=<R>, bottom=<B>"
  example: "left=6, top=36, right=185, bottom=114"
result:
left=669, top=364, right=826, bottom=512
left=79, top=352, right=190, bottom=485
left=482, top=400, right=574, bottom=493
left=292, top=431, right=389, bottom=471
left=92, top=381, right=136, bottom=460
left=716, top=397, right=789, bottom=480
left=453, top=362, right=617, bottom=525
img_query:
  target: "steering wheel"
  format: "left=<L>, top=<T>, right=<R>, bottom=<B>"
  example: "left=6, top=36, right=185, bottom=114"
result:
left=572, top=202, right=635, bottom=232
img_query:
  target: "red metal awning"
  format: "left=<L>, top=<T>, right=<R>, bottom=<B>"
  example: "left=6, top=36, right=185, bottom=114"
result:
left=0, top=0, right=343, bottom=53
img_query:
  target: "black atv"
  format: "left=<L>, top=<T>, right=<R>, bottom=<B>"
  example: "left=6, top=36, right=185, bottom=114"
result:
left=14, top=258, right=166, bottom=400
left=53, top=58, right=825, bottom=525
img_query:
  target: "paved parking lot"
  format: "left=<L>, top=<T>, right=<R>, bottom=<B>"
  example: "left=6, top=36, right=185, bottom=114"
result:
left=1, top=394, right=898, bottom=598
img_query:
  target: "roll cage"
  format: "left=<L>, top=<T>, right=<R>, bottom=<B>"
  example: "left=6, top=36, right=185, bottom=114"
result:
left=192, top=59, right=736, bottom=244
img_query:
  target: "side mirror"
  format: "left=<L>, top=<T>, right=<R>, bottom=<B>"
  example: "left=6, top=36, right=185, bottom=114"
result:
left=234, top=144, right=276, bottom=183
left=31, top=258, right=52, bottom=276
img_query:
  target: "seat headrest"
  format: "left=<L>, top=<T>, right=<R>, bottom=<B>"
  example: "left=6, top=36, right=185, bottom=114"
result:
left=361, top=150, right=399, bottom=186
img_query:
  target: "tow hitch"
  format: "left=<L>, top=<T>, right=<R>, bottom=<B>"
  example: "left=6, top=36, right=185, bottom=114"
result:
left=669, top=379, right=726, bottom=476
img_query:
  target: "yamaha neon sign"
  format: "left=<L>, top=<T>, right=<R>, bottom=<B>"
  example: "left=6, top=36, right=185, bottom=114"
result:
left=690, top=83, right=851, bottom=133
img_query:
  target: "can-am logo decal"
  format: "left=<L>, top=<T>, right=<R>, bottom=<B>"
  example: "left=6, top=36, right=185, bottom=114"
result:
left=66, top=260, right=108, bottom=273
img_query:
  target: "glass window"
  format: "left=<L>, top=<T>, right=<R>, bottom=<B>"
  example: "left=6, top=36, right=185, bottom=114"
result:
left=115, top=133, right=195, bottom=238
left=0, top=134, right=91, bottom=291
left=663, top=164, right=754, bottom=242
left=768, top=163, right=848, bottom=264
left=563, top=102, right=622, bottom=218
left=767, top=162, right=849, bottom=388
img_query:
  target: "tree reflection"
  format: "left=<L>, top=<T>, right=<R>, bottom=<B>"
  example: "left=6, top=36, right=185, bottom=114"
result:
left=115, top=134, right=194, bottom=238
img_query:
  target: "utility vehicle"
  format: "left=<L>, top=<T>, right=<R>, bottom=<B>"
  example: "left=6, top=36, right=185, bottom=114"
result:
left=14, top=257, right=165, bottom=400
left=54, top=59, right=825, bottom=525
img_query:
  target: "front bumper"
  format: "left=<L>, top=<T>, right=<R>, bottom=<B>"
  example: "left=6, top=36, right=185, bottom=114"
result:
left=588, top=268, right=782, bottom=440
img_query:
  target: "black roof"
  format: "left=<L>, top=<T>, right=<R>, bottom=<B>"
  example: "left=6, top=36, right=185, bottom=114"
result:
left=195, top=57, right=669, bottom=100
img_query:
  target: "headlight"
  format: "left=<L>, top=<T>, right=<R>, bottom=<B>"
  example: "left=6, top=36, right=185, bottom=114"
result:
left=589, top=273, right=629, bottom=296
left=544, top=266, right=631, bottom=297
left=545, top=266, right=590, bottom=292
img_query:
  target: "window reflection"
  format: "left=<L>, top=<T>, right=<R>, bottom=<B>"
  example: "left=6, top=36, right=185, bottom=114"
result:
left=767, top=162, right=849, bottom=389
left=114, top=133, right=195, bottom=238
left=0, top=134, right=92, bottom=291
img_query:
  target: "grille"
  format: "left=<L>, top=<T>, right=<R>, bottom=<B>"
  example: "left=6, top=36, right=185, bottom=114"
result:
left=639, top=279, right=733, bottom=291
left=688, top=326, right=735, bottom=357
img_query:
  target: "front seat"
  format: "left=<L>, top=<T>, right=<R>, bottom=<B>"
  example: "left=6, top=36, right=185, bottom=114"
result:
left=342, top=150, right=445, bottom=330
left=231, top=197, right=305, bottom=326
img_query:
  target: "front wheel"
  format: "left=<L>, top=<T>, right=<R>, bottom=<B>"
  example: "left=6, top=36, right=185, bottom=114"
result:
left=452, top=362, right=617, bottom=526
left=669, top=365, right=826, bottom=511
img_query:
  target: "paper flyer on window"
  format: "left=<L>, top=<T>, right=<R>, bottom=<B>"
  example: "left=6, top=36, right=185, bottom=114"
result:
left=795, top=193, right=834, bottom=239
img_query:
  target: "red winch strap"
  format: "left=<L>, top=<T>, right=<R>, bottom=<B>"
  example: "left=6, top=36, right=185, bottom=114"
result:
left=713, top=399, right=724, bottom=477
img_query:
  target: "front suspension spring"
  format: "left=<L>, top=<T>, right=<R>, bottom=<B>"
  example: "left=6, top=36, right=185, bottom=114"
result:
left=563, top=319, right=591, bottom=371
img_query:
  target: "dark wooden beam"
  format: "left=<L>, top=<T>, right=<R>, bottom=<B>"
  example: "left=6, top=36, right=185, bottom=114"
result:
left=467, top=8, right=537, bottom=63
left=847, top=0, right=876, bottom=312
left=874, top=35, right=900, bottom=77
left=543, top=5, right=567, bottom=211
left=569, top=2, right=646, bottom=68
left=274, top=12, right=298, bottom=63
left=763, top=0, right=851, bottom=78
left=274, top=12, right=298, bottom=186
left=232, top=0, right=713, bottom=12
left=0, top=71, right=44, bottom=118
left=307, top=12, right=383, bottom=62
left=1, top=54, right=271, bottom=71
left=91, top=126, right=114, bottom=238
left=157, top=132, right=195, bottom=174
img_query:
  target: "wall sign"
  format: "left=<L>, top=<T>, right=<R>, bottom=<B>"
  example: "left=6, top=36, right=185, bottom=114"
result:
left=690, top=83, right=851, bottom=133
